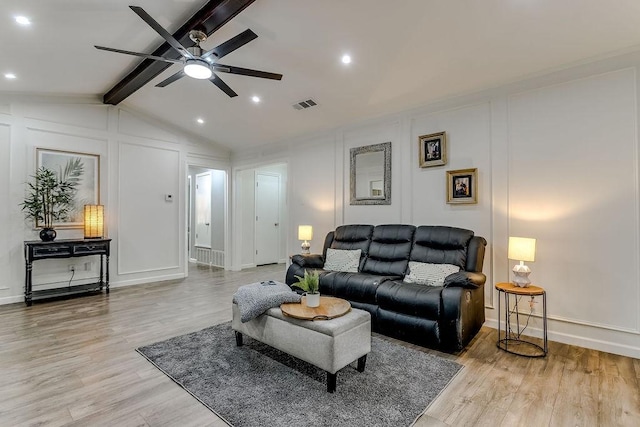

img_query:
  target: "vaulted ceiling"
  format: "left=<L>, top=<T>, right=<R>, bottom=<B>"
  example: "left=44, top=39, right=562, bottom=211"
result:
left=2, top=0, right=640, bottom=151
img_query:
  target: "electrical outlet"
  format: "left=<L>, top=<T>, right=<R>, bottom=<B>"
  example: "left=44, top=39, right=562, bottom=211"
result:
left=68, top=265, right=75, bottom=272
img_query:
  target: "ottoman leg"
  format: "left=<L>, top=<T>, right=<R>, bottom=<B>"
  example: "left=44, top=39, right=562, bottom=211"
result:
left=357, top=355, right=367, bottom=372
left=327, top=372, right=336, bottom=393
left=234, top=331, right=243, bottom=346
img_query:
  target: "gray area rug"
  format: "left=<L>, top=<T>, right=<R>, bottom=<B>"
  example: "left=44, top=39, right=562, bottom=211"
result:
left=137, top=322, right=461, bottom=427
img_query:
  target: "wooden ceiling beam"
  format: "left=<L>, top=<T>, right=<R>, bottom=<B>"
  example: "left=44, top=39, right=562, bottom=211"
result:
left=103, top=0, right=256, bottom=105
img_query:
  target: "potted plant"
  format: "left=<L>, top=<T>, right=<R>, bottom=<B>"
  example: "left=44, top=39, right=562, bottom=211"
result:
left=294, top=270, right=321, bottom=307
left=20, top=167, right=76, bottom=241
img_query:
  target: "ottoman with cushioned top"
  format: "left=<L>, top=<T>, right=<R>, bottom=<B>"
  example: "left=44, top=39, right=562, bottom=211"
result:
left=231, top=303, right=371, bottom=392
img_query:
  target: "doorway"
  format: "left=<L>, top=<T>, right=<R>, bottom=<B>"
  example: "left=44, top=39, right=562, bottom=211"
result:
left=187, top=166, right=226, bottom=268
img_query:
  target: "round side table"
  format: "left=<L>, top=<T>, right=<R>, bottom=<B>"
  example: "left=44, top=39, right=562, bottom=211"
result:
left=495, top=282, right=547, bottom=357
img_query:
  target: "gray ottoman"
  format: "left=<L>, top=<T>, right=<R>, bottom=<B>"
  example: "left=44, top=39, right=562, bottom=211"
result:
left=232, top=303, right=371, bottom=392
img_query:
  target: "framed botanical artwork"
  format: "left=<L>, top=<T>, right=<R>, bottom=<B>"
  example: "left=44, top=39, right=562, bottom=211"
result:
left=36, top=148, right=100, bottom=228
left=446, top=168, right=477, bottom=204
left=418, top=131, right=447, bottom=168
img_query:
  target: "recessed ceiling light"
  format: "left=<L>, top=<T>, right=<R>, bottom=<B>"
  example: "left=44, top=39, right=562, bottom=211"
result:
left=15, top=16, right=31, bottom=26
left=251, top=96, right=261, bottom=103
left=341, top=54, right=352, bottom=65
left=4, top=73, right=17, bottom=80
left=196, top=118, right=205, bottom=124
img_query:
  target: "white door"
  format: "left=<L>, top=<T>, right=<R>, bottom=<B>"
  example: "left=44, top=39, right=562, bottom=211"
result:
left=255, top=173, right=280, bottom=265
left=187, top=175, right=192, bottom=259
left=195, top=172, right=212, bottom=248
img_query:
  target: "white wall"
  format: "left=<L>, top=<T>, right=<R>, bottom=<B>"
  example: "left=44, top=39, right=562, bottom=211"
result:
left=0, top=95, right=229, bottom=303
left=232, top=51, right=640, bottom=358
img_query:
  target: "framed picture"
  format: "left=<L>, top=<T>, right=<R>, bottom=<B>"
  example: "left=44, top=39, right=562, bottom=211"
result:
left=36, top=148, right=100, bottom=228
left=418, top=131, right=447, bottom=168
left=446, top=168, right=478, bottom=204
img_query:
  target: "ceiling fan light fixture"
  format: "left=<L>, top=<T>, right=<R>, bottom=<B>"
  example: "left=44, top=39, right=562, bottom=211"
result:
left=184, top=59, right=212, bottom=79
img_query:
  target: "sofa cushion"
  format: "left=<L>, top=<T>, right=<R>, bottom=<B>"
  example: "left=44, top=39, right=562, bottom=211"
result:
left=320, top=271, right=393, bottom=305
left=376, top=280, right=443, bottom=319
left=404, top=262, right=460, bottom=286
left=410, top=226, right=474, bottom=269
left=324, top=248, right=361, bottom=272
left=362, top=224, right=415, bottom=276
left=328, top=225, right=374, bottom=270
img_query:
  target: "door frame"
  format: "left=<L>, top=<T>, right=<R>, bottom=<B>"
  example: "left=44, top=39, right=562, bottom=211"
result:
left=185, top=157, right=230, bottom=276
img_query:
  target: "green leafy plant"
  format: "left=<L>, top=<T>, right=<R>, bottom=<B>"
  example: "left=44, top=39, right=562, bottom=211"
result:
left=294, top=270, right=320, bottom=294
left=20, top=167, right=76, bottom=228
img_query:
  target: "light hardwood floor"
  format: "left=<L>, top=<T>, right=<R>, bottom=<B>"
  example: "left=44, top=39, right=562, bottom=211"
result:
left=1, top=264, right=638, bottom=426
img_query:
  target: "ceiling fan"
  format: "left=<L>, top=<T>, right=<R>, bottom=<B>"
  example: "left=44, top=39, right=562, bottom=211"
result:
left=95, top=6, right=282, bottom=98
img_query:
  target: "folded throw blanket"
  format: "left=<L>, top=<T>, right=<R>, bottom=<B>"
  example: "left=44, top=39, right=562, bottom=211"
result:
left=233, top=280, right=302, bottom=323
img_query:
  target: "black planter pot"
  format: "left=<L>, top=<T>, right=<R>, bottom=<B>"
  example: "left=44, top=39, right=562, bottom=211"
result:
left=39, top=228, right=57, bottom=242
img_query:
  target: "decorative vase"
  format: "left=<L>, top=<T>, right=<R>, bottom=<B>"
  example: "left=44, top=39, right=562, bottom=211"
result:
left=39, top=228, right=56, bottom=242
left=305, top=292, right=320, bottom=308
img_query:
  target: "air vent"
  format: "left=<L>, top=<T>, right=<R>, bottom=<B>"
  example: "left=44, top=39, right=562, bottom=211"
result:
left=292, top=99, right=318, bottom=110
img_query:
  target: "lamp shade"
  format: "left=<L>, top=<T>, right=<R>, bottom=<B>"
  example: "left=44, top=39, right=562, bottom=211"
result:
left=298, top=225, right=313, bottom=241
left=84, top=205, right=104, bottom=239
left=508, top=236, right=536, bottom=262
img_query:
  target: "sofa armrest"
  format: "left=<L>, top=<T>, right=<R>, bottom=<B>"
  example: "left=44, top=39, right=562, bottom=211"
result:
left=441, top=285, right=485, bottom=350
left=291, top=254, right=325, bottom=268
left=443, top=271, right=486, bottom=289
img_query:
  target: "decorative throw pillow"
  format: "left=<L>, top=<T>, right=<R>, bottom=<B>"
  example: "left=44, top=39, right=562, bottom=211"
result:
left=323, top=248, right=361, bottom=273
left=404, top=262, right=460, bottom=286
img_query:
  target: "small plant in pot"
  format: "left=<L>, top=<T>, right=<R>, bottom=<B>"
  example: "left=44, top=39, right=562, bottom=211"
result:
left=20, top=167, right=75, bottom=242
left=294, top=270, right=321, bottom=308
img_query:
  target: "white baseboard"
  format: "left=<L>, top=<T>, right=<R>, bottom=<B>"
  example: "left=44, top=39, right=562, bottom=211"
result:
left=484, top=319, right=640, bottom=359
left=0, top=295, right=24, bottom=305
left=0, top=273, right=186, bottom=306
left=110, top=273, right=186, bottom=289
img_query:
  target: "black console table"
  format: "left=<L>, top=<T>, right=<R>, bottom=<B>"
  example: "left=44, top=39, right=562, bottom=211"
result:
left=24, top=238, right=111, bottom=306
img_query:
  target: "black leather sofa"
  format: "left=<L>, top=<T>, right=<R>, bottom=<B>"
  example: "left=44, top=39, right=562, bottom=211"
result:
left=285, top=224, right=487, bottom=351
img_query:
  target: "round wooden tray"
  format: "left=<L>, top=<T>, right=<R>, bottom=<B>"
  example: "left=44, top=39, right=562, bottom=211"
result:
left=281, top=296, right=351, bottom=320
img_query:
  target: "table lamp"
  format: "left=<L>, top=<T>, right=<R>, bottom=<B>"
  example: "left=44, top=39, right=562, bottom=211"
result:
left=84, top=205, right=104, bottom=239
left=298, top=225, right=313, bottom=254
left=508, top=236, right=536, bottom=287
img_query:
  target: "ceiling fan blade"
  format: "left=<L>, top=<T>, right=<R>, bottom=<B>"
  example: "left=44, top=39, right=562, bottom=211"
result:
left=94, top=46, right=182, bottom=64
left=213, top=64, right=283, bottom=80
left=201, top=29, right=258, bottom=63
left=209, top=74, right=238, bottom=97
left=155, top=70, right=186, bottom=87
left=129, top=6, right=193, bottom=59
